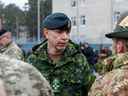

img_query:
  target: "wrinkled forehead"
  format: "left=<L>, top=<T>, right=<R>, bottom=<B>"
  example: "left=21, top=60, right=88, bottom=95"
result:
left=112, top=38, right=128, bottom=49
left=112, top=38, right=127, bottom=43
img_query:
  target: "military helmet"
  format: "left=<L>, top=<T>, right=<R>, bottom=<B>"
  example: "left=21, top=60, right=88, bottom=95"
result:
left=106, top=12, right=128, bottom=39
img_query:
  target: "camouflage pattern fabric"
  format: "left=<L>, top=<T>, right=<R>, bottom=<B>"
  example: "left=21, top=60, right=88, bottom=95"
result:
left=91, top=13, right=128, bottom=96
left=88, top=68, right=128, bottom=96
left=0, top=54, right=53, bottom=96
left=27, top=40, right=95, bottom=96
left=0, top=42, right=24, bottom=60
left=95, top=58, right=107, bottom=75
left=0, top=79, right=7, bottom=96
left=95, top=52, right=128, bottom=74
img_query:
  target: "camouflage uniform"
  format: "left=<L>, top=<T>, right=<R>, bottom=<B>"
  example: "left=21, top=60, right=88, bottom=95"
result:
left=0, top=53, right=53, bottom=96
left=0, top=42, right=24, bottom=60
left=89, top=13, right=128, bottom=96
left=95, top=52, right=128, bottom=75
left=95, top=57, right=108, bottom=75
left=95, top=18, right=128, bottom=75
left=88, top=67, right=128, bottom=96
left=0, top=79, right=7, bottom=96
left=27, top=40, right=95, bottom=96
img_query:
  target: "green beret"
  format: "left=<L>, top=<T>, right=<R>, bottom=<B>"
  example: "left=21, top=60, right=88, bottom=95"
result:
left=42, top=12, right=71, bottom=30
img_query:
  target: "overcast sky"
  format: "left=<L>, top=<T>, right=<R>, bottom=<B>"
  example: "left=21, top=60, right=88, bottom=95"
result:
left=0, top=0, right=28, bottom=10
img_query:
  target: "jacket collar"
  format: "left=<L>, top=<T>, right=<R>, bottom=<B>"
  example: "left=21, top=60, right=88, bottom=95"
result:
left=32, top=40, right=80, bottom=67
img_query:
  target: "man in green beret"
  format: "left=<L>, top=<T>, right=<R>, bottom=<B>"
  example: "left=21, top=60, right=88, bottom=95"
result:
left=27, top=12, right=95, bottom=96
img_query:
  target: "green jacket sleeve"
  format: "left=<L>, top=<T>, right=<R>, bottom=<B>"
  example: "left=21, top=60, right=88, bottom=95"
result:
left=76, top=53, right=96, bottom=95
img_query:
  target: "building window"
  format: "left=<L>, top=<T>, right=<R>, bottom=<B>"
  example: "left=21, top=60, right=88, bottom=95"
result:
left=71, top=0, right=76, bottom=7
left=113, top=11, right=120, bottom=23
left=80, top=0, right=85, bottom=6
left=80, top=0, right=85, bottom=4
left=83, top=0, right=86, bottom=3
left=71, top=17, right=76, bottom=26
left=80, top=15, right=86, bottom=25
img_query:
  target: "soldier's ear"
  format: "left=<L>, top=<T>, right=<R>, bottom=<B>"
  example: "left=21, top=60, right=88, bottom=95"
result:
left=43, top=28, right=48, bottom=39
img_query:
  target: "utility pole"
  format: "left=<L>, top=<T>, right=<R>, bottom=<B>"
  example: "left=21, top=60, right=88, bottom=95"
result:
left=0, top=17, right=2, bottom=30
left=15, top=16, right=19, bottom=40
left=0, top=14, right=5, bottom=30
left=37, top=0, right=41, bottom=43
left=76, top=0, right=79, bottom=42
left=24, top=3, right=29, bottom=17
left=23, top=3, right=29, bottom=41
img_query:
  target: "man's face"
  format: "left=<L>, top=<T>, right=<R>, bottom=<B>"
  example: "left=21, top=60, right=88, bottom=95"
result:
left=0, top=32, right=11, bottom=48
left=44, top=29, right=70, bottom=51
left=115, top=39, right=126, bottom=53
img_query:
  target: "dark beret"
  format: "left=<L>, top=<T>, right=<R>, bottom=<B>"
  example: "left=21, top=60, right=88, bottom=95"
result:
left=42, top=13, right=71, bottom=30
left=0, top=29, right=7, bottom=36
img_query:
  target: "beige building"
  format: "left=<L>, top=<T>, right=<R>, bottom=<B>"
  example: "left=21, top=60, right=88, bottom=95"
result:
left=113, top=0, right=128, bottom=28
left=53, top=0, right=112, bottom=44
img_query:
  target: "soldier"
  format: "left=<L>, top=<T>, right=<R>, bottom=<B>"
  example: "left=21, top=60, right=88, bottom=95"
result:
left=89, top=13, right=128, bottom=96
left=0, top=29, right=24, bottom=60
left=95, top=14, right=128, bottom=75
left=27, top=12, right=95, bottom=96
left=0, top=53, right=53, bottom=96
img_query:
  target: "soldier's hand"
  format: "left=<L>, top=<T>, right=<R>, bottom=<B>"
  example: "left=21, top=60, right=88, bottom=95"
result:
left=104, top=59, right=113, bottom=65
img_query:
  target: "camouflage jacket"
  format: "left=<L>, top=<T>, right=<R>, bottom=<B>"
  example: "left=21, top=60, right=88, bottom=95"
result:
left=27, top=40, right=95, bottom=96
left=0, top=54, right=53, bottom=96
left=88, top=68, right=128, bottom=96
left=95, top=52, right=128, bottom=75
left=0, top=42, right=24, bottom=60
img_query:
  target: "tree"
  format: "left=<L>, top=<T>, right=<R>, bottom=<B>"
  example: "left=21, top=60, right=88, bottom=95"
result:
left=0, top=1, right=4, bottom=15
left=3, top=4, right=24, bottom=36
left=26, top=0, right=52, bottom=41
